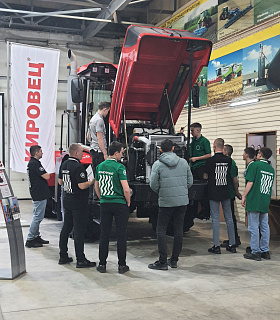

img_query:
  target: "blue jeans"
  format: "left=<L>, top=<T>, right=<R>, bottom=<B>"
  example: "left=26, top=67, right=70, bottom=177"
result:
left=248, top=211, right=270, bottom=254
left=210, top=199, right=235, bottom=247
left=27, top=199, right=47, bottom=240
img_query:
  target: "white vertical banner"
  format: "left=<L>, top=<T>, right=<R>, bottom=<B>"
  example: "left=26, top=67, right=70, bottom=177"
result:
left=10, top=43, right=60, bottom=173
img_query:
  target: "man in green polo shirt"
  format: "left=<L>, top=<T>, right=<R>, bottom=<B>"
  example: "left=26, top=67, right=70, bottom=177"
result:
left=189, top=122, right=211, bottom=219
left=242, top=147, right=274, bottom=261
left=95, top=141, right=131, bottom=274
left=189, top=122, right=211, bottom=175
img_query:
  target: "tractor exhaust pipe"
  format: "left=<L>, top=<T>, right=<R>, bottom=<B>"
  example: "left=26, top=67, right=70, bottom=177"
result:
left=67, top=49, right=80, bottom=146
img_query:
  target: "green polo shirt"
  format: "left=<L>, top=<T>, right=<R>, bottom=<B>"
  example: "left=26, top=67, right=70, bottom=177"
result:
left=189, top=134, right=211, bottom=169
left=95, top=158, right=127, bottom=204
left=245, top=159, right=274, bottom=213
left=229, top=159, right=238, bottom=199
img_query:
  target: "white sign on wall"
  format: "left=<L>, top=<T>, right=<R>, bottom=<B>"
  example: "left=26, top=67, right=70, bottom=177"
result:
left=10, top=43, right=60, bottom=173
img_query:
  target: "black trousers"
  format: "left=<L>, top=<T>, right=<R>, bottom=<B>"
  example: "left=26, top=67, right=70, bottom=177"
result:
left=59, top=200, right=88, bottom=262
left=157, top=206, right=186, bottom=264
left=90, top=150, right=104, bottom=175
left=89, top=150, right=104, bottom=199
left=99, top=203, right=129, bottom=266
left=231, top=197, right=239, bottom=241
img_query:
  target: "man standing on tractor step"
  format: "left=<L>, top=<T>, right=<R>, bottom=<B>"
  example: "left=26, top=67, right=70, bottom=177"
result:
left=148, top=139, right=193, bottom=270
left=25, top=145, right=51, bottom=248
left=189, top=122, right=211, bottom=219
left=87, top=101, right=110, bottom=200
left=87, top=102, right=110, bottom=173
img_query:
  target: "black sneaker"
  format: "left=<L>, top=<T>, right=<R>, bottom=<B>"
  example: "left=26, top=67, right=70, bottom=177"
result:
left=148, top=261, right=168, bottom=270
left=97, top=264, right=106, bottom=273
left=58, top=256, right=73, bottom=265
left=235, top=237, right=241, bottom=246
left=243, top=252, right=261, bottom=261
left=167, top=258, right=177, bottom=268
left=76, top=259, right=96, bottom=268
left=118, top=265, right=129, bottom=274
left=261, top=251, right=271, bottom=260
left=226, top=245, right=236, bottom=253
left=246, top=246, right=252, bottom=254
left=220, top=240, right=229, bottom=248
left=25, top=239, right=43, bottom=248
left=208, top=246, right=221, bottom=254
left=35, top=236, right=49, bottom=245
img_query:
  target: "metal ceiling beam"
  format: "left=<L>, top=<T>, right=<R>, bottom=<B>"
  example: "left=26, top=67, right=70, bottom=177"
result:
left=0, top=7, right=145, bottom=28
left=35, top=3, right=69, bottom=24
left=83, top=0, right=131, bottom=41
left=0, top=0, right=27, bottom=23
left=40, top=0, right=105, bottom=8
left=0, top=8, right=112, bottom=22
left=23, top=8, right=101, bottom=18
left=115, top=6, right=173, bottom=14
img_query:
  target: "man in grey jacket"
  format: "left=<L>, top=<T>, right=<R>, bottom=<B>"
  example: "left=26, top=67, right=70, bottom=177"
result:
left=148, top=139, right=193, bottom=270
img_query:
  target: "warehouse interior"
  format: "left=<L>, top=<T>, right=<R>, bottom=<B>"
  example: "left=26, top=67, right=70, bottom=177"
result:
left=1, top=1, right=280, bottom=319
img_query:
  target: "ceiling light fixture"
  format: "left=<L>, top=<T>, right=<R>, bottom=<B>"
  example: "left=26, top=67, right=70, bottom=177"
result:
left=129, top=0, right=149, bottom=4
left=229, top=97, right=260, bottom=107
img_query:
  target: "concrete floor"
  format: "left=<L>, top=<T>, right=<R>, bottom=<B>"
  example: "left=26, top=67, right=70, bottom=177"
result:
left=0, top=200, right=280, bottom=320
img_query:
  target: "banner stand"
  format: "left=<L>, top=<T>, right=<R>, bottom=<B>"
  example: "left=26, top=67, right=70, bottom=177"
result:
left=0, top=163, right=26, bottom=280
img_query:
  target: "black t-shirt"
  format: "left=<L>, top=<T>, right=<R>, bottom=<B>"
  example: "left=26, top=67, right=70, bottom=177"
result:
left=59, top=157, right=89, bottom=203
left=204, top=152, right=232, bottom=201
left=27, top=157, right=51, bottom=201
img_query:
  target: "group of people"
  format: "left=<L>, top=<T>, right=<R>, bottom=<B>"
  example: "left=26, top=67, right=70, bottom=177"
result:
left=25, top=112, right=275, bottom=273
left=187, top=122, right=274, bottom=262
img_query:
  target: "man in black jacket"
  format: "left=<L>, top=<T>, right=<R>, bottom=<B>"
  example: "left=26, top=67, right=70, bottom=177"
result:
left=58, top=143, right=95, bottom=268
left=26, top=145, right=51, bottom=248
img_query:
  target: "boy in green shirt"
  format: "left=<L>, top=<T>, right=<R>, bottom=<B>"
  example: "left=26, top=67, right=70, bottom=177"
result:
left=189, top=122, right=211, bottom=175
left=242, top=147, right=274, bottom=261
left=189, top=122, right=211, bottom=220
left=95, top=141, right=131, bottom=274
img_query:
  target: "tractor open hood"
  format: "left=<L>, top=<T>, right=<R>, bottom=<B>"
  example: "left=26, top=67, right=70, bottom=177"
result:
left=109, top=25, right=212, bottom=137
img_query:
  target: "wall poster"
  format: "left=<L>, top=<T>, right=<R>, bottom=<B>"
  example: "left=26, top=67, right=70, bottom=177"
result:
left=242, top=34, right=280, bottom=95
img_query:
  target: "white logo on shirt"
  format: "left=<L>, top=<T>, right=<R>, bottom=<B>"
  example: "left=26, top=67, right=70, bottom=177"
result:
left=39, top=167, right=44, bottom=171
left=62, top=170, right=73, bottom=194
left=215, top=163, right=228, bottom=186
left=99, top=174, right=114, bottom=196
left=123, top=170, right=127, bottom=176
left=260, top=173, right=273, bottom=195
left=80, top=172, right=85, bottom=179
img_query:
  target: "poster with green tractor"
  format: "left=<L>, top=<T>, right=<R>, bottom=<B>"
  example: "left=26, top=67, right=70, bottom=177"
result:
left=165, top=0, right=218, bottom=44
left=218, top=0, right=254, bottom=40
